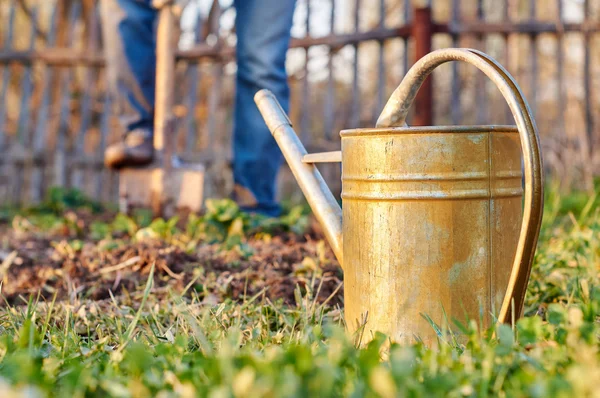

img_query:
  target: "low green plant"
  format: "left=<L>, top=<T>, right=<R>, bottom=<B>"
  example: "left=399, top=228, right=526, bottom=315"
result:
left=0, top=184, right=598, bottom=397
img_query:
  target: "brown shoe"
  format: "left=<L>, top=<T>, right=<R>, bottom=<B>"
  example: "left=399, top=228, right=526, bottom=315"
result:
left=104, top=129, right=154, bottom=169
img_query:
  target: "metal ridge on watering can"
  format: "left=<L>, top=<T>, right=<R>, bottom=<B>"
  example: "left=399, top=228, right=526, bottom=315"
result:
left=254, top=48, right=543, bottom=346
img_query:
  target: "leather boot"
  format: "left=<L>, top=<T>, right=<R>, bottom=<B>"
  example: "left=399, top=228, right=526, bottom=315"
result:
left=104, top=128, right=154, bottom=169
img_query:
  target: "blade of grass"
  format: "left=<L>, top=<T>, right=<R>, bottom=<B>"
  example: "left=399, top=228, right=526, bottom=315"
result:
left=118, top=262, right=155, bottom=352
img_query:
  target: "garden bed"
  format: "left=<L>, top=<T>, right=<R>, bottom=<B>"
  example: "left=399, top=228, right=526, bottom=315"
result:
left=1, top=204, right=342, bottom=307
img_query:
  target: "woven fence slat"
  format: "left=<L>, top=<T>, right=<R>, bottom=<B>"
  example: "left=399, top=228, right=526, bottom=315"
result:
left=95, top=90, right=110, bottom=201
left=323, top=0, right=336, bottom=141
left=29, top=1, right=60, bottom=204
left=503, top=0, right=512, bottom=124
left=373, top=0, right=385, bottom=125
left=204, top=2, right=222, bottom=154
left=0, top=0, right=16, bottom=152
left=555, top=0, right=571, bottom=186
left=583, top=0, right=594, bottom=189
left=10, top=6, right=38, bottom=204
left=403, top=0, right=410, bottom=85
left=72, top=0, right=100, bottom=191
left=349, top=0, right=360, bottom=129
left=556, top=0, right=565, bottom=137
left=205, top=63, right=222, bottom=156
left=182, top=65, right=199, bottom=154
left=15, top=7, right=37, bottom=146
left=583, top=0, right=594, bottom=152
left=183, top=8, right=203, bottom=156
left=529, top=0, right=538, bottom=119
left=54, top=2, right=81, bottom=189
left=450, top=0, right=460, bottom=124
left=475, top=0, right=486, bottom=125
left=300, top=0, right=311, bottom=144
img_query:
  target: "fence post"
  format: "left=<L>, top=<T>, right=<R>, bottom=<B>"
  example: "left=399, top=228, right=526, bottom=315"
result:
left=412, top=7, right=433, bottom=126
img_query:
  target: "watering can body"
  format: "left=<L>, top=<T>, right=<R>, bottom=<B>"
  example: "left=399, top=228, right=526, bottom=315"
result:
left=255, top=48, right=543, bottom=345
left=341, top=125, right=522, bottom=343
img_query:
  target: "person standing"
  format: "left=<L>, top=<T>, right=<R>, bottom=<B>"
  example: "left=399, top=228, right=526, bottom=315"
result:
left=100, top=0, right=297, bottom=217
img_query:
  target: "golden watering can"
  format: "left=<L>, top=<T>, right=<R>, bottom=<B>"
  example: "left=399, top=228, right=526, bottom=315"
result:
left=255, top=49, right=544, bottom=345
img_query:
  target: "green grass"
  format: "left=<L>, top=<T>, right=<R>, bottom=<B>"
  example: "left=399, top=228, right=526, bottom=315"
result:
left=0, top=185, right=599, bottom=397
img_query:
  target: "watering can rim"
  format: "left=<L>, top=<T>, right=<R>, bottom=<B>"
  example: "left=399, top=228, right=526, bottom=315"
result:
left=340, top=124, right=519, bottom=137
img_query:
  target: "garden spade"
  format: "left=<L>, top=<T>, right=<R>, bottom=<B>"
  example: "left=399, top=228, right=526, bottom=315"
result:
left=118, top=0, right=204, bottom=217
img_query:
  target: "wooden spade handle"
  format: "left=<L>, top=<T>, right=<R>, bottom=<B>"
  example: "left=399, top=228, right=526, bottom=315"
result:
left=377, top=48, right=544, bottom=324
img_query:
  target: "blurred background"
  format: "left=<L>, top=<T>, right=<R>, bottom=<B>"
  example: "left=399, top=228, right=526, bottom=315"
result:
left=0, top=0, right=598, bottom=206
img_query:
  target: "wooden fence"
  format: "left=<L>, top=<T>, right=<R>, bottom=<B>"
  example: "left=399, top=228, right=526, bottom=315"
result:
left=0, top=0, right=598, bottom=206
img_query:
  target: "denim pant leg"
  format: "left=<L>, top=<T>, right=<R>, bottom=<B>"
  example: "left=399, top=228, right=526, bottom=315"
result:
left=100, top=0, right=157, bottom=133
left=233, top=0, right=297, bottom=217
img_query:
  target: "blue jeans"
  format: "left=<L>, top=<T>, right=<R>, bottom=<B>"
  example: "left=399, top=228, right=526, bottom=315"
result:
left=100, top=0, right=297, bottom=217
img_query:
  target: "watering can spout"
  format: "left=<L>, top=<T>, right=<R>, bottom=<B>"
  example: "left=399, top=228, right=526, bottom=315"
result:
left=254, top=90, right=344, bottom=267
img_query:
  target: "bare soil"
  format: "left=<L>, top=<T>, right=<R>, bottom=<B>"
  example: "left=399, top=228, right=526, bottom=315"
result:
left=0, top=211, right=343, bottom=307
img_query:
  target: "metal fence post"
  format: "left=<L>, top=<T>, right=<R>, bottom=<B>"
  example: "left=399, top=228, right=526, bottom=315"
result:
left=412, top=7, right=433, bottom=126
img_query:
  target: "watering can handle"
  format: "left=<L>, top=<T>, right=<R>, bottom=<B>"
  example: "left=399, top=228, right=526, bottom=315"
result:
left=377, top=48, right=543, bottom=324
